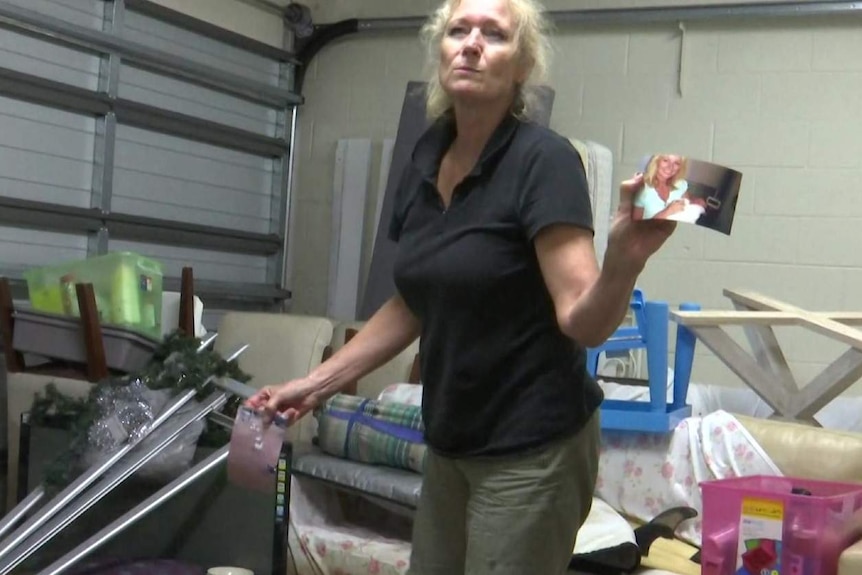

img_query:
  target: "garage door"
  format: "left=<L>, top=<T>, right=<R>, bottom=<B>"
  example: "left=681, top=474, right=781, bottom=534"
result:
left=0, top=0, right=301, bottom=319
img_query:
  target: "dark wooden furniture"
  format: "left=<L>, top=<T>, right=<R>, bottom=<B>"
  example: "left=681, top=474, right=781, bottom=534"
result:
left=0, top=266, right=198, bottom=382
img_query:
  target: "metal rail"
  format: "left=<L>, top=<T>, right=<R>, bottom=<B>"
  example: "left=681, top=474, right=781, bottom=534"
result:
left=124, top=0, right=298, bottom=63
left=0, top=333, right=221, bottom=541
left=0, top=66, right=288, bottom=160
left=0, top=196, right=282, bottom=258
left=0, top=336, right=229, bottom=556
left=0, top=2, right=301, bottom=108
left=0, top=391, right=231, bottom=574
left=350, top=1, right=862, bottom=32
left=39, top=445, right=231, bottom=575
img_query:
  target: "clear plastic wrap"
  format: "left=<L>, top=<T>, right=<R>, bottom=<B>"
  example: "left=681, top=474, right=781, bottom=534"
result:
left=82, top=378, right=204, bottom=482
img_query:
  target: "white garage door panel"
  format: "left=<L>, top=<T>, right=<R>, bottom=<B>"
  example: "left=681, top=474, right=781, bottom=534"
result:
left=114, top=127, right=271, bottom=194
left=0, top=29, right=100, bottom=90
left=0, top=98, right=95, bottom=207
left=124, top=11, right=280, bottom=86
left=0, top=227, right=88, bottom=274
left=111, top=183, right=271, bottom=234
left=119, top=66, right=277, bottom=135
left=1, top=0, right=103, bottom=30
left=0, top=111, right=95, bottom=163
left=0, top=97, right=97, bottom=134
left=0, top=147, right=93, bottom=207
left=109, top=240, right=268, bottom=284
left=113, top=125, right=272, bottom=233
left=116, top=124, right=269, bottom=170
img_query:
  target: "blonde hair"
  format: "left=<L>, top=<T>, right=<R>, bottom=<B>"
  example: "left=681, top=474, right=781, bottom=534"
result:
left=419, top=0, right=553, bottom=121
left=644, top=154, right=688, bottom=189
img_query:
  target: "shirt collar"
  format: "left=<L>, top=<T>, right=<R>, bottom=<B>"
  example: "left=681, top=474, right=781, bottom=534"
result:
left=412, top=112, right=521, bottom=182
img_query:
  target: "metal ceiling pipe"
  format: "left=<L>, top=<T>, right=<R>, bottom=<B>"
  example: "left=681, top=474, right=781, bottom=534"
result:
left=353, top=1, right=862, bottom=32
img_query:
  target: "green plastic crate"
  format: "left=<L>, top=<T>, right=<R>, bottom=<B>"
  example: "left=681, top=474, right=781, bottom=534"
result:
left=23, top=251, right=164, bottom=340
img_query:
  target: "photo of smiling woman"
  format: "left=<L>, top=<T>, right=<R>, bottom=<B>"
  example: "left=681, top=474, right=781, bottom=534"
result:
left=632, top=153, right=743, bottom=234
left=632, top=154, right=706, bottom=222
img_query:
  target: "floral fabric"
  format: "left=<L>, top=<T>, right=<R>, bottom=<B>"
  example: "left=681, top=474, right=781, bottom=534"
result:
left=595, top=409, right=782, bottom=545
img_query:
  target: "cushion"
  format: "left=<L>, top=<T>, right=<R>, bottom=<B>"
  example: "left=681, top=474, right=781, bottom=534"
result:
left=314, top=393, right=426, bottom=473
left=378, top=382, right=423, bottom=406
left=293, top=450, right=423, bottom=509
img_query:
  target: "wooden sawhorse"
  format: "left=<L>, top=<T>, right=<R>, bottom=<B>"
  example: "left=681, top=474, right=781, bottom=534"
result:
left=671, top=288, right=862, bottom=426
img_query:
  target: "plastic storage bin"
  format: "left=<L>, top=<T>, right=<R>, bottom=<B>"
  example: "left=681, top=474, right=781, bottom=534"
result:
left=23, top=252, right=164, bottom=339
left=701, top=475, right=862, bottom=575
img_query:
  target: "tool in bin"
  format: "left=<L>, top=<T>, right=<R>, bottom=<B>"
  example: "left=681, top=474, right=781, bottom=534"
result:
left=634, top=506, right=701, bottom=575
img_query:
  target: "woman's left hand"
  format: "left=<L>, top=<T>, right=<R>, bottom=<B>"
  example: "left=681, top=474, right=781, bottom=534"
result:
left=605, top=173, right=676, bottom=273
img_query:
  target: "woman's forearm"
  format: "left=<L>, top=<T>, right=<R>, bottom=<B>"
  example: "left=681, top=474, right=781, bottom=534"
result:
left=304, top=294, right=421, bottom=404
left=563, top=261, right=641, bottom=348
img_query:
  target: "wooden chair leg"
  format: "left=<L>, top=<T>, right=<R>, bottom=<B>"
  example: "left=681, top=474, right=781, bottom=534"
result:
left=178, top=266, right=195, bottom=337
left=0, top=277, right=25, bottom=372
left=75, top=283, right=109, bottom=382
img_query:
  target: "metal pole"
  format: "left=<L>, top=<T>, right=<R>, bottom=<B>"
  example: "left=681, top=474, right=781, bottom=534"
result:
left=0, top=490, right=41, bottom=542
left=88, top=0, right=124, bottom=257
left=39, top=446, right=231, bottom=575
left=0, top=390, right=192, bottom=562
left=0, top=333, right=219, bottom=541
left=352, top=0, right=862, bottom=32
left=0, top=339, right=240, bottom=563
left=280, top=106, right=299, bottom=306
left=0, top=390, right=230, bottom=574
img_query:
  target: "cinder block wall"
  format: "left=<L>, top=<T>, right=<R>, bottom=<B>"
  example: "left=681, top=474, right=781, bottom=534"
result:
left=289, top=0, right=862, bottom=391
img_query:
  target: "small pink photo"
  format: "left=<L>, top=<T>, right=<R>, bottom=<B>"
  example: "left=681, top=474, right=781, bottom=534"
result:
left=632, top=154, right=742, bottom=236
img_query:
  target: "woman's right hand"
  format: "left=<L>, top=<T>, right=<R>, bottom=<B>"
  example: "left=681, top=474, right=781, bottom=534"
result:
left=245, top=378, right=318, bottom=425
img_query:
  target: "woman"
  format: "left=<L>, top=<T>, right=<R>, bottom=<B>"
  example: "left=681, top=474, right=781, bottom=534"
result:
left=633, top=154, right=705, bottom=220
left=248, top=0, right=675, bottom=573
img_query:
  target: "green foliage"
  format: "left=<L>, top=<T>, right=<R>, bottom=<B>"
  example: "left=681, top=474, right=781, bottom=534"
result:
left=28, top=331, right=251, bottom=495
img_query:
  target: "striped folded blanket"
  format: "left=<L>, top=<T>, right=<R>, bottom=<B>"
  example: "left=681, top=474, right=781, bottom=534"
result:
left=314, top=394, right=427, bottom=474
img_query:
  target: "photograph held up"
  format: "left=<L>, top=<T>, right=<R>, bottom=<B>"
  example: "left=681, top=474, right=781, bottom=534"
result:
left=632, top=153, right=743, bottom=236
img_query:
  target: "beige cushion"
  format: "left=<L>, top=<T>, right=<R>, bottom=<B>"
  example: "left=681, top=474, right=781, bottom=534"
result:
left=331, top=320, right=420, bottom=400
left=737, top=414, right=862, bottom=482
left=737, top=415, right=862, bottom=575
left=6, top=372, right=93, bottom=512
left=214, top=312, right=334, bottom=445
left=215, top=312, right=333, bottom=388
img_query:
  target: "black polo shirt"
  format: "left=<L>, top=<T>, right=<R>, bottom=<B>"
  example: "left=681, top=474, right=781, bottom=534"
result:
left=389, top=113, right=604, bottom=457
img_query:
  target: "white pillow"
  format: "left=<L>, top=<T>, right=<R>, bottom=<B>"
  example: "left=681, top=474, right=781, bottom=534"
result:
left=571, top=497, right=640, bottom=572
left=378, top=382, right=422, bottom=406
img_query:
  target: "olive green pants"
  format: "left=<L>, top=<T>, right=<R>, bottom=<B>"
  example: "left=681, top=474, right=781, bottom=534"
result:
left=407, top=412, right=600, bottom=575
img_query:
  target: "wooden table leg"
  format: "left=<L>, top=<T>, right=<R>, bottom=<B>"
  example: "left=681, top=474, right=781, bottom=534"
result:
left=75, top=283, right=109, bottom=382
left=689, top=325, right=792, bottom=415
left=732, top=301, right=798, bottom=396
left=178, top=267, right=195, bottom=337
left=0, top=278, right=25, bottom=372
left=788, top=348, right=862, bottom=420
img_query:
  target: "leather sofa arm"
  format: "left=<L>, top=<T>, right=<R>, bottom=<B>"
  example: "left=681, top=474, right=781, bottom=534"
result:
left=839, top=539, right=862, bottom=575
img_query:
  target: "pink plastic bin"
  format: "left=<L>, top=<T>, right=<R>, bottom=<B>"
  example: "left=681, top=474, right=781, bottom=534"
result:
left=701, top=475, right=862, bottom=575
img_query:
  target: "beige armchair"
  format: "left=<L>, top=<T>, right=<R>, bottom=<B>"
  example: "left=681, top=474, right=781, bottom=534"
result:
left=214, top=311, right=334, bottom=445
